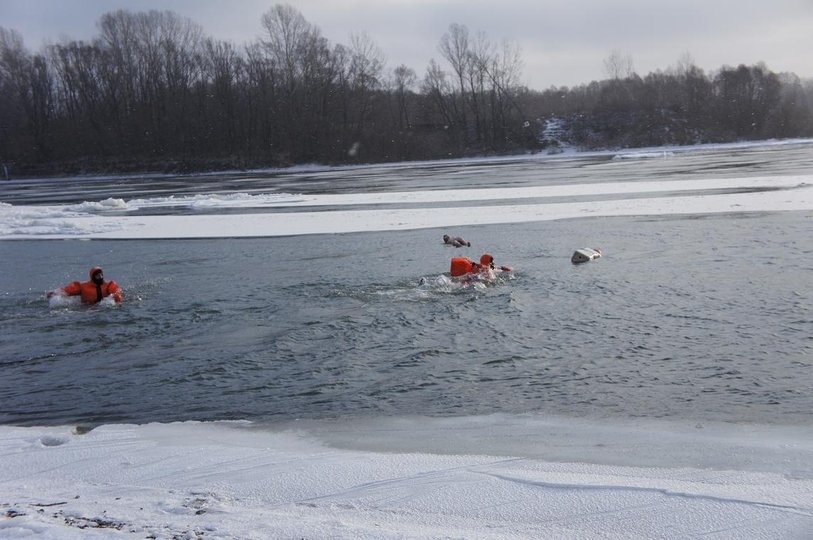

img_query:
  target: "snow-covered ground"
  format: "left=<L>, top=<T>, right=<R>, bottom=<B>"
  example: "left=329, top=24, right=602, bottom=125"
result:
left=2, top=418, right=812, bottom=539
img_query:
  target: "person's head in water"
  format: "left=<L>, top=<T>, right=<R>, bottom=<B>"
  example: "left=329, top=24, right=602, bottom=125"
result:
left=443, top=234, right=450, bottom=243
left=90, top=267, right=104, bottom=285
left=479, top=253, right=495, bottom=268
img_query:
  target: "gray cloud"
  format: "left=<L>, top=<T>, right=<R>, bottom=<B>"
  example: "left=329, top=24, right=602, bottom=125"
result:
left=3, top=0, right=811, bottom=89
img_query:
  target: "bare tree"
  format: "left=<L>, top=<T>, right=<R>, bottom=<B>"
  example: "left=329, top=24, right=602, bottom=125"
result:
left=438, top=23, right=471, bottom=139
left=261, top=4, right=315, bottom=94
left=604, top=49, right=635, bottom=80
left=485, top=38, right=525, bottom=145
left=94, top=9, right=202, bottom=156
left=439, top=23, right=470, bottom=94
left=391, top=64, right=416, bottom=131
left=200, top=38, right=245, bottom=153
left=714, top=63, right=781, bottom=138
left=422, top=59, right=454, bottom=127
left=260, top=4, right=335, bottom=160
left=675, top=51, right=696, bottom=78
left=49, top=41, right=110, bottom=154
left=346, top=32, right=384, bottom=138
left=0, top=28, right=31, bottom=159
left=0, top=28, right=54, bottom=161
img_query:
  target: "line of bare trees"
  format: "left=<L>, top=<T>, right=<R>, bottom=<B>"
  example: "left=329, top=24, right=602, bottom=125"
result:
left=1, top=5, right=812, bottom=177
left=0, top=6, right=528, bottom=175
left=526, top=55, right=813, bottom=150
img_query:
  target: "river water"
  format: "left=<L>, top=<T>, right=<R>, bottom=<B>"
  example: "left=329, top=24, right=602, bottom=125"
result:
left=1, top=143, right=812, bottom=427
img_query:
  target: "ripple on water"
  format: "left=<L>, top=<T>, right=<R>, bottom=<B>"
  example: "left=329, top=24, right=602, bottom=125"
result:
left=2, top=196, right=813, bottom=426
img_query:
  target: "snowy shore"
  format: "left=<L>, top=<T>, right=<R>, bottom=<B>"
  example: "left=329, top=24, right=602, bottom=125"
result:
left=2, top=418, right=812, bottom=539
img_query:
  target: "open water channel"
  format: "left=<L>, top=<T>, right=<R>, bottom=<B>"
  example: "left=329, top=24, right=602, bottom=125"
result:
left=1, top=142, right=811, bottom=427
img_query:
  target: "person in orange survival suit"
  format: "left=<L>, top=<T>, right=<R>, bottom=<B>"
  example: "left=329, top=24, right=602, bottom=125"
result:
left=474, top=253, right=512, bottom=279
left=450, top=253, right=512, bottom=281
left=47, top=267, right=122, bottom=304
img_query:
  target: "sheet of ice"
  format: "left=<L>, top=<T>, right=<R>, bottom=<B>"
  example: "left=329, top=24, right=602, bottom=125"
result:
left=4, top=137, right=809, bottom=185
left=1, top=419, right=811, bottom=539
left=103, top=175, right=813, bottom=209
left=1, top=175, right=811, bottom=239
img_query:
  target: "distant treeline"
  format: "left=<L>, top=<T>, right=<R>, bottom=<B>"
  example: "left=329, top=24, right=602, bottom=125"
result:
left=1, top=5, right=812, bottom=176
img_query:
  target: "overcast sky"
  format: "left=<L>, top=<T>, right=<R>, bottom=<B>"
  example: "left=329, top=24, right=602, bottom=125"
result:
left=2, top=0, right=812, bottom=90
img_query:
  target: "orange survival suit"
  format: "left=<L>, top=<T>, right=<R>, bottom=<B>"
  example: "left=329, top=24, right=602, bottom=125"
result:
left=450, top=257, right=479, bottom=277
left=450, top=254, right=511, bottom=277
left=52, top=267, right=122, bottom=304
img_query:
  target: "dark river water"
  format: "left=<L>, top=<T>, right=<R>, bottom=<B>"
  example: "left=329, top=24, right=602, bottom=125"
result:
left=1, top=143, right=812, bottom=427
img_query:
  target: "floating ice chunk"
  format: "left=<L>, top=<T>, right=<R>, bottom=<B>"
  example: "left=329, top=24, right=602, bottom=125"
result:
left=69, top=198, right=128, bottom=212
